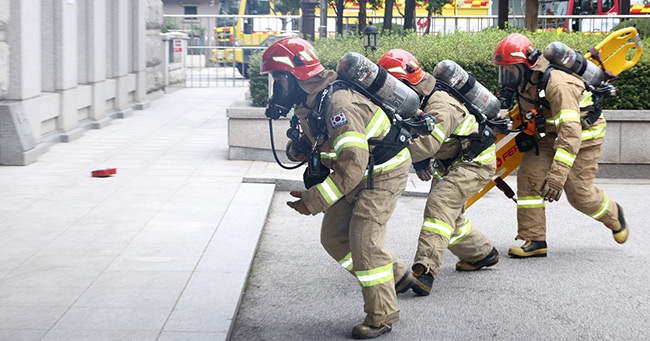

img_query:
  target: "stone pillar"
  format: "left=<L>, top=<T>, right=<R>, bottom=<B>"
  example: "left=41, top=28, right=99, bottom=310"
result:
left=7, top=0, right=41, bottom=100
left=0, top=1, right=9, bottom=100
left=79, top=0, right=108, bottom=128
left=131, top=0, right=149, bottom=109
left=107, top=0, right=133, bottom=118
left=45, top=0, right=80, bottom=141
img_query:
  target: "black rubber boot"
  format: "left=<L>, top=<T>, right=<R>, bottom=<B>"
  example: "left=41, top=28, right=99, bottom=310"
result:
left=394, top=271, right=416, bottom=294
left=410, top=264, right=434, bottom=296
left=351, top=323, right=392, bottom=339
left=456, top=247, right=500, bottom=271
left=508, top=240, right=547, bottom=258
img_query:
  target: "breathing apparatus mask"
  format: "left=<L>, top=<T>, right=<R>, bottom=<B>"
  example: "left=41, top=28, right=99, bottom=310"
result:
left=496, top=64, right=529, bottom=109
left=264, top=71, right=307, bottom=120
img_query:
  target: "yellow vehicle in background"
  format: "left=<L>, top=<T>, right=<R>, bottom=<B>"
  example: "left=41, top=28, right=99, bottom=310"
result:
left=210, top=0, right=297, bottom=78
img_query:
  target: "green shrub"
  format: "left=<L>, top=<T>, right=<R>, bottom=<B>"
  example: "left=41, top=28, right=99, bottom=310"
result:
left=250, top=29, right=649, bottom=109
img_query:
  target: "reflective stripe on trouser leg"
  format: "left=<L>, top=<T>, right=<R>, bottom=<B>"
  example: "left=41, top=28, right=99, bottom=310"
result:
left=449, top=217, right=471, bottom=246
left=355, top=263, right=394, bottom=287
left=351, top=166, right=408, bottom=327
left=563, top=142, right=620, bottom=230
left=448, top=215, right=494, bottom=263
left=516, top=137, right=554, bottom=240
left=415, top=161, right=495, bottom=275
left=416, top=218, right=451, bottom=276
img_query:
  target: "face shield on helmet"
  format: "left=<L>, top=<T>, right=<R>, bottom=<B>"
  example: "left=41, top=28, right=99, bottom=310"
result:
left=264, top=71, right=307, bottom=120
left=377, top=49, right=425, bottom=85
left=498, top=64, right=526, bottom=90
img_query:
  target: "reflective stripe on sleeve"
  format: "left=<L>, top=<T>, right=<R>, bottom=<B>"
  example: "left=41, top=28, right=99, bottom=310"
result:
left=517, top=196, right=545, bottom=209
left=333, top=132, right=368, bottom=155
left=547, top=109, right=580, bottom=128
left=431, top=124, right=447, bottom=144
left=554, top=147, right=576, bottom=167
left=316, top=177, right=344, bottom=205
left=422, top=217, right=454, bottom=240
left=449, top=218, right=471, bottom=246
left=355, top=263, right=394, bottom=287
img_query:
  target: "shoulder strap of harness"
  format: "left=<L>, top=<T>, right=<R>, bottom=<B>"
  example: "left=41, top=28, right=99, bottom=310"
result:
left=538, top=65, right=610, bottom=129
left=307, top=79, right=354, bottom=139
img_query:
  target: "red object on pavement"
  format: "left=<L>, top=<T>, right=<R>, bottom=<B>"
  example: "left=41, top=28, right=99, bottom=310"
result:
left=91, top=168, right=117, bottom=177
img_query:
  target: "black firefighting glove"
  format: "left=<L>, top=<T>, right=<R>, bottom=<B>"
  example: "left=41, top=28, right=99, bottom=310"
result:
left=285, top=135, right=311, bottom=162
left=287, top=191, right=310, bottom=215
left=412, top=158, right=433, bottom=182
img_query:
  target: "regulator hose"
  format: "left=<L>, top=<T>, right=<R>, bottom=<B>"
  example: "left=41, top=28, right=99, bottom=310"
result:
left=267, top=119, right=309, bottom=170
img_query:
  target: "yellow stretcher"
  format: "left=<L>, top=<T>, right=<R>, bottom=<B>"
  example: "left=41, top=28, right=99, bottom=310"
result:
left=465, top=27, right=644, bottom=209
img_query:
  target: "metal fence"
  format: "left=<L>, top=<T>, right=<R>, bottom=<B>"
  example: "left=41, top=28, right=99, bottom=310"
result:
left=163, top=14, right=646, bottom=88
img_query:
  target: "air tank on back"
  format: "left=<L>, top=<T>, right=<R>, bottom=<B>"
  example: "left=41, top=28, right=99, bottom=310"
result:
left=543, top=41, right=605, bottom=86
left=432, top=60, right=501, bottom=120
left=336, top=52, right=421, bottom=120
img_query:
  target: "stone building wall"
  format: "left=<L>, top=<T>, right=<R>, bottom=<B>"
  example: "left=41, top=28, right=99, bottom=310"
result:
left=0, top=0, right=167, bottom=166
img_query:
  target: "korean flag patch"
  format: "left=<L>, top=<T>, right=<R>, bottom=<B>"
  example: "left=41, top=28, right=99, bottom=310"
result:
left=330, top=112, right=348, bottom=129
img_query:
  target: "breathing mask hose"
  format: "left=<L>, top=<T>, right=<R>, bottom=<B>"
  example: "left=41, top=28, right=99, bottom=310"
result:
left=268, top=119, right=309, bottom=170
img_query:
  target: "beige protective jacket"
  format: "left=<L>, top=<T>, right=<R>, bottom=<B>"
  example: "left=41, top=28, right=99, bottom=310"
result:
left=518, top=57, right=606, bottom=184
left=293, top=70, right=412, bottom=214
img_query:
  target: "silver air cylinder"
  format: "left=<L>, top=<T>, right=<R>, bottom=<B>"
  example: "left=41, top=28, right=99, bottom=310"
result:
left=336, top=52, right=421, bottom=120
left=432, top=60, right=500, bottom=120
left=543, top=41, right=605, bottom=86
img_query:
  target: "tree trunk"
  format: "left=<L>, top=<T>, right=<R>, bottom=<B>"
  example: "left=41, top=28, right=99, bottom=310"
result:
left=424, top=5, right=433, bottom=34
left=525, top=0, right=539, bottom=31
left=404, top=0, right=416, bottom=30
left=383, top=0, right=395, bottom=31
left=359, top=0, right=367, bottom=34
left=336, top=0, right=344, bottom=35
left=498, top=0, right=509, bottom=29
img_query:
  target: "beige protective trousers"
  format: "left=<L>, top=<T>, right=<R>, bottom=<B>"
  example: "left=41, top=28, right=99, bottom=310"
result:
left=516, top=135, right=621, bottom=240
left=320, top=170, right=409, bottom=327
left=414, top=161, right=496, bottom=276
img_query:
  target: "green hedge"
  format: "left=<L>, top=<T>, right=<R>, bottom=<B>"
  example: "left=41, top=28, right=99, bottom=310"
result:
left=249, top=28, right=649, bottom=109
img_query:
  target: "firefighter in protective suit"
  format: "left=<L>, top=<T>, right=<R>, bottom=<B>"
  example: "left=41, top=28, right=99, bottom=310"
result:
left=260, top=37, right=416, bottom=339
left=377, top=49, right=500, bottom=296
left=492, top=33, right=629, bottom=258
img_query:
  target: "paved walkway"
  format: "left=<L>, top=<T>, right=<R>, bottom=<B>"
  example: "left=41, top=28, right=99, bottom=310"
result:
left=1, top=87, right=647, bottom=341
left=0, top=87, right=277, bottom=340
